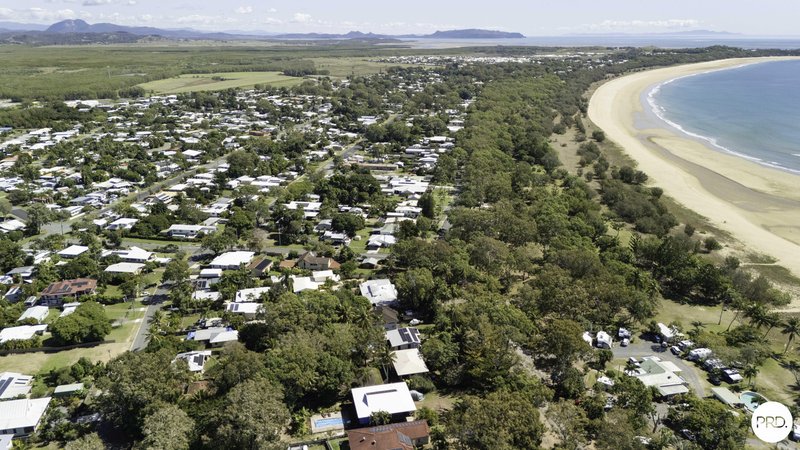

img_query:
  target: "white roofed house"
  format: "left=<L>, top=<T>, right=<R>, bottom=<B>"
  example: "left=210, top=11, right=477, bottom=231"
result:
left=235, top=287, right=271, bottom=303
left=17, top=306, right=49, bottom=324
left=225, top=302, right=263, bottom=320
left=0, top=397, right=51, bottom=437
left=0, top=372, right=34, bottom=399
left=208, top=251, right=255, bottom=270
left=351, top=382, right=416, bottom=425
left=0, top=325, right=47, bottom=344
left=359, top=279, right=398, bottom=306
left=173, top=350, right=213, bottom=372
left=164, top=224, right=217, bottom=239
left=106, top=218, right=138, bottom=231
left=391, top=349, right=429, bottom=378
left=104, top=262, right=145, bottom=275
left=57, top=245, right=89, bottom=259
left=386, top=327, right=422, bottom=350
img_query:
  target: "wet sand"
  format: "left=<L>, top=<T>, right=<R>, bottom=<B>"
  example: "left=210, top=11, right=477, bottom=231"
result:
left=588, top=57, right=800, bottom=277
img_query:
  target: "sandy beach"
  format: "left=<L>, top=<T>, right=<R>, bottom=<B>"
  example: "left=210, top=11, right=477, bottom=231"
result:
left=588, top=57, right=800, bottom=279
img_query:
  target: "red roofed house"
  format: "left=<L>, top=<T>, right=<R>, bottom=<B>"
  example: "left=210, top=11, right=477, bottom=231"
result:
left=347, top=420, right=430, bottom=450
left=39, top=279, right=97, bottom=307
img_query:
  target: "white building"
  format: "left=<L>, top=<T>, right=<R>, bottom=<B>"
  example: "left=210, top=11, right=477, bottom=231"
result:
left=57, top=245, right=89, bottom=259
left=351, top=382, right=416, bottom=425
left=0, top=397, right=51, bottom=436
left=0, top=372, right=33, bottom=399
left=17, top=306, right=49, bottom=324
left=359, top=279, right=398, bottom=306
left=235, top=287, right=271, bottom=303
left=208, top=251, right=255, bottom=270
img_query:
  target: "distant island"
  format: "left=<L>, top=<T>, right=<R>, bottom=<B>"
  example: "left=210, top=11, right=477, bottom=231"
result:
left=0, top=20, right=524, bottom=42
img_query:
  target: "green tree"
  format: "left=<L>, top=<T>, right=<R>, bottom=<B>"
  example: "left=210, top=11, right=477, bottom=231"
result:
left=162, top=258, right=189, bottom=285
left=0, top=239, right=24, bottom=272
left=782, top=317, right=800, bottom=354
left=64, top=433, right=105, bottom=450
left=201, top=230, right=236, bottom=255
left=25, top=203, right=55, bottom=236
left=139, top=404, right=195, bottom=450
left=419, top=191, right=436, bottom=219
left=446, top=389, right=545, bottom=450
left=208, top=378, right=289, bottom=450
left=97, top=350, right=190, bottom=437
left=49, top=301, right=111, bottom=346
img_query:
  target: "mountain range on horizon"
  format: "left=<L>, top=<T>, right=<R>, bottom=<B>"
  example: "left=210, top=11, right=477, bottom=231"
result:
left=0, top=19, right=525, bottom=41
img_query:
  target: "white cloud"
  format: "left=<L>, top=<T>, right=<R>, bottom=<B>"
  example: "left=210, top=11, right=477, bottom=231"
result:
left=291, top=12, right=312, bottom=23
left=267, top=8, right=277, bottom=13
left=0, top=8, right=13, bottom=20
left=82, top=0, right=112, bottom=6
left=235, top=6, right=252, bottom=14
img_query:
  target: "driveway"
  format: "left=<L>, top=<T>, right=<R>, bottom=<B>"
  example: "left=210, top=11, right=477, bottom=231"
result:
left=612, top=340, right=708, bottom=396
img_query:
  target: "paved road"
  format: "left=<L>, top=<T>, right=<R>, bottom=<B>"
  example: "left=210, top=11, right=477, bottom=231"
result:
left=612, top=340, right=707, bottom=396
left=130, top=288, right=168, bottom=352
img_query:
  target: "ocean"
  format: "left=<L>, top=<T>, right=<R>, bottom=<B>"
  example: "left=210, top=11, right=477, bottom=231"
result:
left=648, top=59, right=800, bottom=174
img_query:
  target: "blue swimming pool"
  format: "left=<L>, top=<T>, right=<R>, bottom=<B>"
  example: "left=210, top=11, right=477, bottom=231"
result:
left=313, top=417, right=343, bottom=428
left=740, top=391, right=768, bottom=412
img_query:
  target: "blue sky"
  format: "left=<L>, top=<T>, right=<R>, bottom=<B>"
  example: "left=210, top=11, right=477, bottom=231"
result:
left=1, top=0, right=798, bottom=35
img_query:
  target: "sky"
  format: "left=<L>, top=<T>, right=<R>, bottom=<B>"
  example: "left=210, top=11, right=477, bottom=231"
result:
left=0, top=0, right=798, bottom=36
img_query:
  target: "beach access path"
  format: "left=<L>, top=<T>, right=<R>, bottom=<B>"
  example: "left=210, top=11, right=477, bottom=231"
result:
left=588, top=57, right=800, bottom=298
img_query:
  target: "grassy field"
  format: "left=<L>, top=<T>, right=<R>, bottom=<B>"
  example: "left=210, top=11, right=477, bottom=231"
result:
left=139, top=71, right=304, bottom=94
left=0, top=300, right=146, bottom=374
left=654, top=299, right=798, bottom=403
left=311, top=57, right=410, bottom=78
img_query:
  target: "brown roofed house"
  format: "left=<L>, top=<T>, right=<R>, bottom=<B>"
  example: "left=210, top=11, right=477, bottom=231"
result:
left=347, top=420, right=430, bottom=450
left=296, top=251, right=340, bottom=271
left=40, top=278, right=97, bottom=307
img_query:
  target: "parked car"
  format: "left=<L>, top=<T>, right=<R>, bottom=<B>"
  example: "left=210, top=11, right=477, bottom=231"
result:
left=621, top=338, right=630, bottom=347
left=670, top=345, right=681, bottom=355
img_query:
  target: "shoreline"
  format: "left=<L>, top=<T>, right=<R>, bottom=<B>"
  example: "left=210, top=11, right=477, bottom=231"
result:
left=588, top=57, right=800, bottom=280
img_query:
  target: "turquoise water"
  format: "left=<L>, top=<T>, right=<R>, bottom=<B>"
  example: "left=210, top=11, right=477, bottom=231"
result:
left=649, top=60, right=800, bottom=174
left=740, top=391, right=768, bottom=412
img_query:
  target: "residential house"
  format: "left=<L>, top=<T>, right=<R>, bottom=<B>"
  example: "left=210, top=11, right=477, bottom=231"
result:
left=17, top=306, right=49, bottom=324
left=225, top=302, right=263, bottom=319
left=359, top=279, right=398, bottom=306
left=235, top=287, right=271, bottom=303
left=0, top=372, right=33, bottom=399
left=208, top=251, right=255, bottom=270
left=297, top=252, right=340, bottom=271
left=0, top=397, right=51, bottom=437
left=173, top=350, right=213, bottom=372
left=39, top=278, right=97, bottom=306
left=386, top=327, right=421, bottom=350
left=104, top=263, right=145, bottom=275
left=57, top=245, right=89, bottom=259
left=106, top=218, right=138, bottom=231
left=374, top=306, right=399, bottom=330
left=0, top=325, right=47, bottom=344
left=351, top=382, right=417, bottom=425
left=391, top=349, right=429, bottom=377
left=347, top=421, right=430, bottom=450
left=164, top=224, right=217, bottom=239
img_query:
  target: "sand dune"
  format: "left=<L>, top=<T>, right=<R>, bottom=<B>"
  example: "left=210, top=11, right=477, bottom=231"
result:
left=588, top=57, right=800, bottom=278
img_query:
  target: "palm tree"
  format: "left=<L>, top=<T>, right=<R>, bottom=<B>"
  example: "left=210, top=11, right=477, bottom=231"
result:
left=762, top=312, right=782, bottom=339
left=743, top=365, right=760, bottom=389
left=782, top=317, right=800, bottom=354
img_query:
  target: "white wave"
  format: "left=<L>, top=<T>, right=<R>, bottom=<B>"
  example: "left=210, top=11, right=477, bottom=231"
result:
left=646, top=67, right=800, bottom=176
